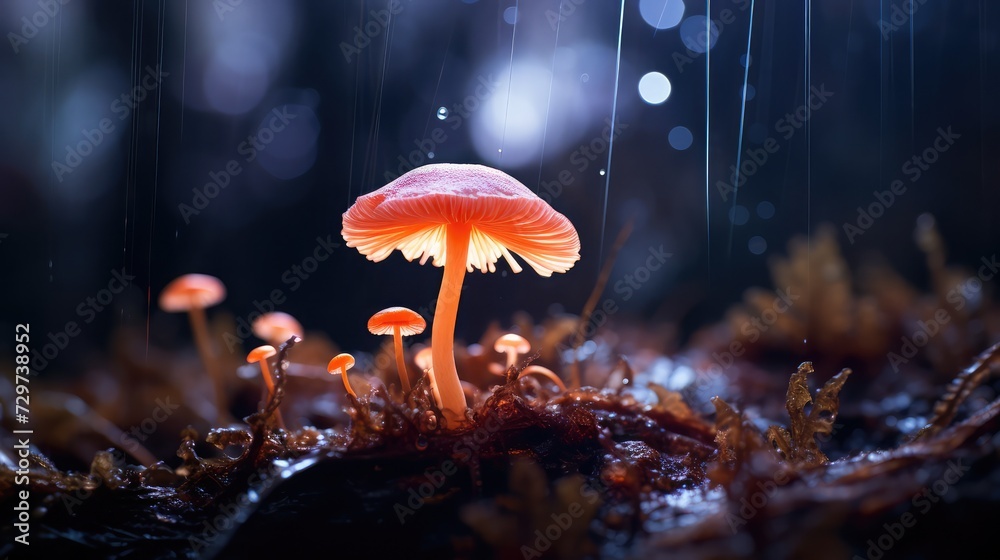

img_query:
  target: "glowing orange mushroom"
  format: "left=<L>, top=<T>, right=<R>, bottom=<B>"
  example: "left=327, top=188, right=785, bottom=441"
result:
left=159, top=273, right=228, bottom=419
left=327, top=353, right=357, bottom=399
left=367, top=307, right=426, bottom=393
left=252, top=312, right=303, bottom=348
left=342, top=164, right=580, bottom=426
left=247, top=345, right=286, bottom=430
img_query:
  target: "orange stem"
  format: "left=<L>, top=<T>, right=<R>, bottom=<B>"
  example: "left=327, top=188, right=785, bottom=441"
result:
left=431, top=224, right=471, bottom=427
left=393, top=326, right=411, bottom=392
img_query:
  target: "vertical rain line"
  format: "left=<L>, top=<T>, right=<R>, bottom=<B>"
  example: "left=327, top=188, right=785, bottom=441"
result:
left=805, top=0, right=812, bottom=350
left=727, top=0, right=755, bottom=256
left=147, top=0, right=167, bottom=356
left=705, top=0, right=711, bottom=276
left=536, top=6, right=563, bottom=192
left=370, top=7, right=395, bottom=191
left=498, top=0, right=519, bottom=163
left=598, top=0, right=626, bottom=266
left=421, top=25, right=455, bottom=144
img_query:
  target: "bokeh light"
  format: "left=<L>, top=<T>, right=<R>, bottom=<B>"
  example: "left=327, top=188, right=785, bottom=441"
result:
left=639, top=0, right=685, bottom=30
left=679, top=16, right=720, bottom=53
left=638, top=72, right=672, bottom=104
left=668, top=126, right=693, bottom=150
left=748, top=235, right=768, bottom=255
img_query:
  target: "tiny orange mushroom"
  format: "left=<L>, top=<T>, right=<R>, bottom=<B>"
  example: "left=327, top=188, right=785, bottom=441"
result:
left=367, top=307, right=426, bottom=393
left=342, top=164, right=580, bottom=427
left=247, top=345, right=286, bottom=430
left=252, top=312, right=303, bottom=348
left=159, top=273, right=228, bottom=419
left=327, top=353, right=357, bottom=399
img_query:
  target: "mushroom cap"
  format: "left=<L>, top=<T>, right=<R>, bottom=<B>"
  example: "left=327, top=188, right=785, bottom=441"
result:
left=342, top=164, right=580, bottom=277
left=494, top=333, right=530, bottom=354
left=367, top=307, right=426, bottom=336
left=253, top=312, right=304, bottom=344
left=327, top=353, right=356, bottom=373
left=247, top=345, right=277, bottom=364
left=159, top=274, right=227, bottom=312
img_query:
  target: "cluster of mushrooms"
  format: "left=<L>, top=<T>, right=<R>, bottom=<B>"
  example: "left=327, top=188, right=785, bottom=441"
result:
left=159, top=164, right=581, bottom=430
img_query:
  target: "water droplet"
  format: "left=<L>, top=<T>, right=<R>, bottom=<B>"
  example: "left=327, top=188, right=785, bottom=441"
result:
left=497, top=148, right=503, bottom=153
left=581, top=73, right=590, bottom=82
left=48, top=259, right=53, bottom=268
left=415, top=434, right=428, bottom=451
left=436, top=106, right=448, bottom=120
left=599, top=169, right=606, bottom=176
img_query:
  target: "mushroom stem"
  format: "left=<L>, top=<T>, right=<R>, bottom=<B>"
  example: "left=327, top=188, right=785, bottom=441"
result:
left=256, top=358, right=287, bottom=430
left=392, top=325, right=412, bottom=393
left=431, top=224, right=472, bottom=426
left=505, top=349, right=517, bottom=370
left=187, top=306, right=227, bottom=420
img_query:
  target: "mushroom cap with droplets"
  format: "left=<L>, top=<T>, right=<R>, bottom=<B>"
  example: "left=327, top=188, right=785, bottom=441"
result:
left=342, top=164, right=580, bottom=277
left=367, top=307, right=426, bottom=336
left=159, top=274, right=226, bottom=312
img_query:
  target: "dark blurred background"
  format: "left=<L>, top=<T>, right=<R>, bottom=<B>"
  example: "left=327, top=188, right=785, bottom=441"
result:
left=1, top=0, right=997, bottom=378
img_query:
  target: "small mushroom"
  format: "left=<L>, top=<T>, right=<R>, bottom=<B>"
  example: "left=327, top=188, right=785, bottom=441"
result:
left=252, top=312, right=303, bottom=348
left=367, top=307, right=426, bottom=393
left=342, top=164, right=580, bottom=426
left=159, top=273, right=228, bottom=420
left=246, top=345, right=286, bottom=430
left=327, top=353, right=357, bottom=399
left=494, top=333, right=531, bottom=373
